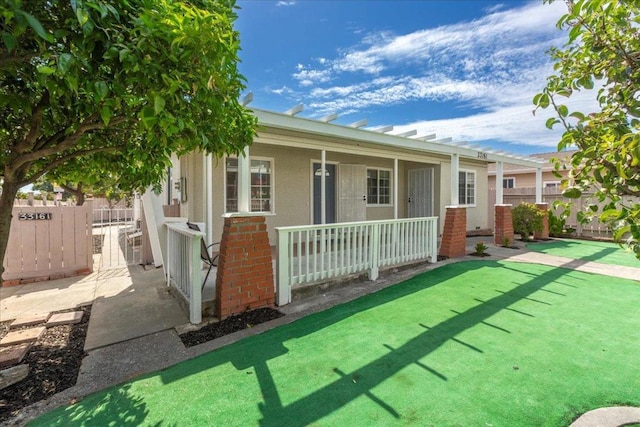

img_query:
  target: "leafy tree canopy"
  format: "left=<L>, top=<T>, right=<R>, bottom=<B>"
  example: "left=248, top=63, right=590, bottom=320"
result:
left=534, top=0, right=640, bottom=259
left=0, top=0, right=256, bottom=280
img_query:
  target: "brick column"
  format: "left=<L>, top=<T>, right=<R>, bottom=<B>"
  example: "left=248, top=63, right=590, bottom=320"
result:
left=215, top=216, right=274, bottom=319
left=534, top=203, right=549, bottom=240
left=494, top=204, right=514, bottom=246
left=439, top=206, right=467, bottom=258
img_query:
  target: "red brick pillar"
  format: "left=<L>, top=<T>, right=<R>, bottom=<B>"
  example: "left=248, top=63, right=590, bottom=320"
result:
left=439, top=206, right=467, bottom=258
left=534, top=203, right=549, bottom=240
left=494, top=204, right=514, bottom=246
left=215, top=215, right=274, bottom=319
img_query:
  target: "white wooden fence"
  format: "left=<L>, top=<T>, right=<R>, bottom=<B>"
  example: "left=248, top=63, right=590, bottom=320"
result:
left=3, top=203, right=93, bottom=282
left=165, top=222, right=203, bottom=324
left=275, top=217, right=438, bottom=305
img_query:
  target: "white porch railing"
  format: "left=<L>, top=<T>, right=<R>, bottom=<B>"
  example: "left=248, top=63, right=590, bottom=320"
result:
left=275, top=217, right=438, bottom=305
left=165, top=222, right=203, bottom=324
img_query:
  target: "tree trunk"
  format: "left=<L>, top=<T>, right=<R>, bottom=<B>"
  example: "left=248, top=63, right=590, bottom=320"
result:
left=59, top=183, right=85, bottom=206
left=0, top=180, right=20, bottom=286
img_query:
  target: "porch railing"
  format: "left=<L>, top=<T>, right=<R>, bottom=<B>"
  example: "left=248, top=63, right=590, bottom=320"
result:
left=165, top=222, right=202, bottom=324
left=275, top=217, right=438, bottom=305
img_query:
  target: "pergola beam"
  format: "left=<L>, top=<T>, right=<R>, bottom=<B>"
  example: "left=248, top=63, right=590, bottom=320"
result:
left=284, top=104, right=304, bottom=116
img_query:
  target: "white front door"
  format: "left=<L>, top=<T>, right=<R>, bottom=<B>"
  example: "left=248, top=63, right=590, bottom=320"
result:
left=338, top=164, right=366, bottom=222
left=408, top=168, right=434, bottom=217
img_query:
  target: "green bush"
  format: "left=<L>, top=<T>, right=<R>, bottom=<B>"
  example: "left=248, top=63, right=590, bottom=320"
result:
left=548, top=210, right=575, bottom=237
left=474, top=241, right=488, bottom=255
left=512, top=203, right=545, bottom=241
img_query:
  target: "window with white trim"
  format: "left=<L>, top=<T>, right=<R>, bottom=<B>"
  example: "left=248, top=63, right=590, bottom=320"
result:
left=458, top=170, right=476, bottom=206
left=225, top=157, right=273, bottom=213
left=367, top=168, right=391, bottom=205
left=503, top=177, right=515, bottom=189
left=544, top=181, right=561, bottom=189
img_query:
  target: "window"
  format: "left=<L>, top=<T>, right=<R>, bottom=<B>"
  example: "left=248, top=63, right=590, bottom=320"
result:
left=225, top=157, right=273, bottom=213
left=458, top=170, right=476, bottom=206
left=544, top=181, right=561, bottom=190
left=367, top=168, right=391, bottom=205
left=503, top=177, right=515, bottom=189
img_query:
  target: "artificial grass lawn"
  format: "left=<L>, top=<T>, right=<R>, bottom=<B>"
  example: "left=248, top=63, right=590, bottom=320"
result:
left=31, top=261, right=640, bottom=426
left=526, top=238, right=640, bottom=268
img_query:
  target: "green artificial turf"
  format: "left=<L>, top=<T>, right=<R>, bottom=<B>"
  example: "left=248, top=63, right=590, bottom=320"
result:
left=31, top=261, right=640, bottom=427
left=526, top=238, right=640, bottom=268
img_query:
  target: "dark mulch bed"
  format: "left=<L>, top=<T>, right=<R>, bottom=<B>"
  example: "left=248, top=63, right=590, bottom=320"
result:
left=469, top=252, right=491, bottom=257
left=180, top=308, right=284, bottom=348
left=0, top=305, right=91, bottom=424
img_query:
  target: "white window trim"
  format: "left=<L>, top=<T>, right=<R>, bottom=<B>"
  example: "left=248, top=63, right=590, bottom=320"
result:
left=544, top=180, right=561, bottom=188
left=366, top=167, right=393, bottom=207
left=458, top=168, right=477, bottom=207
left=503, top=177, right=516, bottom=189
left=224, top=156, right=275, bottom=214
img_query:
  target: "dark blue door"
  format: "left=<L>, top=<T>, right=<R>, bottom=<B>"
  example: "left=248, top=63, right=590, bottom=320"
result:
left=313, top=163, right=336, bottom=224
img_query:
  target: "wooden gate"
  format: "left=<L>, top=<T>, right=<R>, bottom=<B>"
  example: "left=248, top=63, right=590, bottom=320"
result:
left=2, top=202, right=93, bottom=284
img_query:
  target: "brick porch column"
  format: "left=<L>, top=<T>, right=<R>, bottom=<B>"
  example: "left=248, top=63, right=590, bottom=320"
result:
left=439, top=206, right=467, bottom=258
left=494, top=204, right=514, bottom=246
left=215, top=215, right=274, bottom=319
left=534, top=202, right=549, bottom=240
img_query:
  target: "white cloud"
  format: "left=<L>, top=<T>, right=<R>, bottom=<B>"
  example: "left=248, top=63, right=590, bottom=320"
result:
left=276, top=1, right=296, bottom=6
left=280, top=1, right=586, bottom=150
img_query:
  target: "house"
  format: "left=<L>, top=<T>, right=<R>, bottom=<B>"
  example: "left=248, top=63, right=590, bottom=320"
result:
left=488, top=150, right=577, bottom=190
left=147, top=106, right=546, bottom=322
left=169, top=108, right=545, bottom=246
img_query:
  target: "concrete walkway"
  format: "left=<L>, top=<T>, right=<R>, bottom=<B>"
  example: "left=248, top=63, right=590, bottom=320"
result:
left=2, top=237, right=639, bottom=426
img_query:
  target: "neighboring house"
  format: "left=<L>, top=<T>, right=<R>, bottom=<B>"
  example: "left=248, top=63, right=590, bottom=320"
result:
left=488, top=150, right=578, bottom=190
left=166, top=108, right=545, bottom=247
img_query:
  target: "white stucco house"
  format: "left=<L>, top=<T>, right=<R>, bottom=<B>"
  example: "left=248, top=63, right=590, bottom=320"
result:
left=165, top=107, right=545, bottom=247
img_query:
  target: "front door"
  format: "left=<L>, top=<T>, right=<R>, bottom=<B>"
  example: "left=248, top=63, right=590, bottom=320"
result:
left=338, top=164, right=367, bottom=222
left=313, top=163, right=336, bottom=224
left=408, top=168, right=434, bottom=217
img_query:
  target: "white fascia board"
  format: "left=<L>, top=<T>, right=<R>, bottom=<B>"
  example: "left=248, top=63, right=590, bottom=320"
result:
left=252, top=108, right=544, bottom=168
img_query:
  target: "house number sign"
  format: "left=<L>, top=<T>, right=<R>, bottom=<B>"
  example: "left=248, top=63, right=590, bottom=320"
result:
left=18, top=212, right=52, bottom=220
left=477, top=151, right=488, bottom=159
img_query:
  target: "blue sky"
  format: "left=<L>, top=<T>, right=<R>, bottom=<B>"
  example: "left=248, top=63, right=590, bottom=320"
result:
left=235, top=0, right=589, bottom=155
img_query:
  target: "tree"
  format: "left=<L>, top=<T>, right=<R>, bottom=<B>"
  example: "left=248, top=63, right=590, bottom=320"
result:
left=534, top=0, right=640, bottom=259
left=0, top=0, right=256, bottom=281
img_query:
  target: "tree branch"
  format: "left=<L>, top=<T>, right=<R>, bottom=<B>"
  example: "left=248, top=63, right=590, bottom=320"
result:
left=10, top=115, right=129, bottom=171
left=16, top=145, right=127, bottom=187
left=14, top=91, right=49, bottom=154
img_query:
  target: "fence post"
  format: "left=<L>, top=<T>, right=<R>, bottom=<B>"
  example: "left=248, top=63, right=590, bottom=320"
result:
left=276, top=228, right=291, bottom=305
left=369, top=223, right=380, bottom=281
left=430, top=218, right=438, bottom=263
left=189, top=235, right=202, bottom=324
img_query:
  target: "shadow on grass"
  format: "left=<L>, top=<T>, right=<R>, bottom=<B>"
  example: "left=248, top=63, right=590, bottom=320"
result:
left=36, top=255, right=614, bottom=426
left=527, top=239, right=620, bottom=265
left=160, top=260, right=576, bottom=426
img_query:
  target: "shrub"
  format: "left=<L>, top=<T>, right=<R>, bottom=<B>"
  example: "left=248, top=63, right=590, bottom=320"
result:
left=512, top=203, right=545, bottom=241
left=548, top=210, right=575, bottom=237
left=502, top=236, right=511, bottom=248
left=474, top=241, right=488, bottom=255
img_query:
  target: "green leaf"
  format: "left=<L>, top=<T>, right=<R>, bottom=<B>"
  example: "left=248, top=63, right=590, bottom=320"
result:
left=545, top=117, right=559, bottom=129
left=16, top=10, right=54, bottom=42
left=562, top=187, right=582, bottom=199
left=94, top=81, right=108, bottom=100
left=37, top=65, right=56, bottom=75
left=557, top=105, right=568, bottom=118
left=2, top=33, right=17, bottom=52
left=100, top=105, right=112, bottom=126
left=601, top=209, right=622, bottom=222
left=538, top=93, right=550, bottom=109
left=154, top=96, right=165, bottom=115
left=76, top=7, right=90, bottom=27
left=57, top=53, right=73, bottom=73
left=569, top=111, right=585, bottom=121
